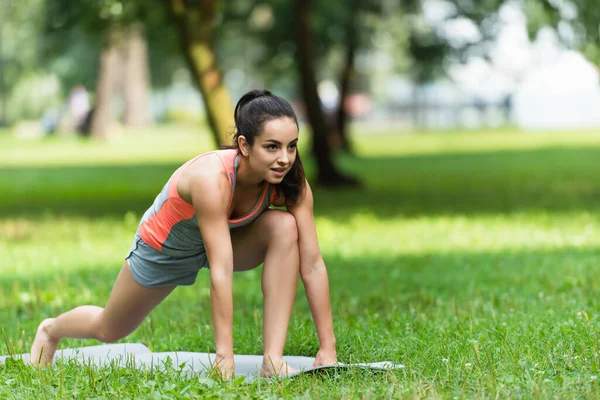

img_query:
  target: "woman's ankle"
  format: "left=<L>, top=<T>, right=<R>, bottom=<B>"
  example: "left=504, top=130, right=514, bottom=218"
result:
left=40, top=318, right=58, bottom=341
left=262, top=354, right=284, bottom=365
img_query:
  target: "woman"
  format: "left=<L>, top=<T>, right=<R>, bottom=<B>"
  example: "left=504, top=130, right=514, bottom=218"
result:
left=30, top=89, right=337, bottom=378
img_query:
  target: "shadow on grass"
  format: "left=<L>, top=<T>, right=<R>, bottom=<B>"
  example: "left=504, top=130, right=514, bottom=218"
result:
left=2, top=146, right=600, bottom=219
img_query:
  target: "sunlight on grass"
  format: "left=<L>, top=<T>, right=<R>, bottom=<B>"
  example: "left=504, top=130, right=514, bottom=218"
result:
left=352, top=125, right=600, bottom=157
left=5, top=123, right=600, bottom=166
left=0, top=124, right=213, bottom=167
left=316, top=211, right=600, bottom=259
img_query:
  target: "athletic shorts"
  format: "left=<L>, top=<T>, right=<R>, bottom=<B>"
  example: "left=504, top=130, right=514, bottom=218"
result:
left=125, top=234, right=209, bottom=288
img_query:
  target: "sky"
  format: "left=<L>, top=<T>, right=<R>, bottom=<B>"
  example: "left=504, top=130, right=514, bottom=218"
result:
left=422, top=0, right=600, bottom=129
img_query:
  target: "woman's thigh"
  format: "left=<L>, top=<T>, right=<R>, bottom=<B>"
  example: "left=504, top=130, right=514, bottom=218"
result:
left=98, top=260, right=176, bottom=340
left=230, top=209, right=297, bottom=272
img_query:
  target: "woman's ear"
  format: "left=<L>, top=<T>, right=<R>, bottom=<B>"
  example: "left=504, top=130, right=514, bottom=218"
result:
left=238, top=135, right=250, bottom=157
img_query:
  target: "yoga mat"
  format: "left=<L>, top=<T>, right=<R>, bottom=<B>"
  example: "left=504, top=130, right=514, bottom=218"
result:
left=1, top=343, right=403, bottom=381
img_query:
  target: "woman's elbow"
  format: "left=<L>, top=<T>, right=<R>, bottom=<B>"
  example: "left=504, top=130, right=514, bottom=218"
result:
left=300, top=257, right=326, bottom=279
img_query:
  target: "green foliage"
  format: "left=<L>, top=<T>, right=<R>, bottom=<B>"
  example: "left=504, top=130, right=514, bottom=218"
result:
left=218, top=0, right=418, bottom=96
left=43, top=0, right=184, bottom=89
left=0, top=0, right=46, bottom=106
left=2, top=127, right=600, bottom=397
left=45, top=0, right=144, bottom=36
left=523, top=0, right=600, bottom=65
left=43, top=26, right=102, bottom=93
left=523, top=0, right=561, bottom=40
left=0, top=0, right=184, bottom=123
left=215, top=0, right=297, bottom=95
left=6, top=74, right=62, bottom=122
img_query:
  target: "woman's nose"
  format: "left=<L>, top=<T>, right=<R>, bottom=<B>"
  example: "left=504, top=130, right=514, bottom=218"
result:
left=278, top=150, right=289, bottom=164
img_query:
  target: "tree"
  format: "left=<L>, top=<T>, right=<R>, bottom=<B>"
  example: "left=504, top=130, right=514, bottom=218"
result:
left=0, top=0, right=46, bottom=125
left=406, top=15, right=450, bottom=128
left=251, top=0, right=376, bottom=155
left=41, top=0, right=233, bottom=147
left=220, top=0, right=452, bottom=183
left=333, top=0, right=359, bottom=153
left=44, top=0, right=154, bottom=137
left=310, top=0, right=450, bottom=150
left=213, top=0, right=361, bottom=184
left=166, top=0, right=234, bottom=147
left=310, top=0, right=374, bottom=154
left=524, top=1, right=600, bottom=65
left=88, top=24, right=122, bottom=137
left=294, top=0, right=360, bottom=186
left=123, top=22, right=152, bottom=127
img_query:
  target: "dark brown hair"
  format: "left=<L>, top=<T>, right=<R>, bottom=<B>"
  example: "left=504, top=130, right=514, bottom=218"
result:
left=229, top=89, right=306, bottom=204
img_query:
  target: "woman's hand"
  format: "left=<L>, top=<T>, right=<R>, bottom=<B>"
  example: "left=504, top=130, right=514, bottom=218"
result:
left=312, top=347, right=337, bottom=367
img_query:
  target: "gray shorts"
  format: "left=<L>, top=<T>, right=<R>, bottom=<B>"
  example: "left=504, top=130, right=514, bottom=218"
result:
left=125, top=235, right=209, bottom=288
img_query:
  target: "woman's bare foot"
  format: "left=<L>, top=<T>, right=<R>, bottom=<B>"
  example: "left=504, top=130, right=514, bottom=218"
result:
left=29, top=318, right=59, bottom=365
left=260, top=358, right=297, bottom=377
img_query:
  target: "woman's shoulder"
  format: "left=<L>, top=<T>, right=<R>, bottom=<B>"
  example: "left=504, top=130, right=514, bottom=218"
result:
left=185, top=149, right=236, bottom=173
left=176, top=150, right=235, bottom=204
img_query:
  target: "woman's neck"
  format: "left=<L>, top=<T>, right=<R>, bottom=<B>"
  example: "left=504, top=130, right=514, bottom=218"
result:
left=236, top=154, right=264, bottom=190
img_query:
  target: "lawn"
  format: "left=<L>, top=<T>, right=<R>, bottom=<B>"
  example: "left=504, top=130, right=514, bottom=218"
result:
left=2, top=125, right=600, bottom=398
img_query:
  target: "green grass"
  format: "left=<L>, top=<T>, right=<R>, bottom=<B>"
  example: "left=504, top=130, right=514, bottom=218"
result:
left=2, top=125, right=600, bottom=398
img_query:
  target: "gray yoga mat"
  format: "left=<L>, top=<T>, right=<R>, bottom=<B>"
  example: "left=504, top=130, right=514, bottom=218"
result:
left=0, top=343, right=402, bottom=381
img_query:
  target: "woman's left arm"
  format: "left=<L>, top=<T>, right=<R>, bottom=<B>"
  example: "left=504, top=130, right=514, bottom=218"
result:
left=287, top=182, right=337, bottom=366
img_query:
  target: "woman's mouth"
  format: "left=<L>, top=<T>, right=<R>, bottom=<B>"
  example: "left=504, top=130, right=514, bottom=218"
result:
left=271, top=168, right=287, bottom=177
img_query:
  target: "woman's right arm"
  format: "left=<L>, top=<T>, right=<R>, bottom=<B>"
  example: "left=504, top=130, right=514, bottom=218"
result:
left=189, top=171, right=235, bottom=377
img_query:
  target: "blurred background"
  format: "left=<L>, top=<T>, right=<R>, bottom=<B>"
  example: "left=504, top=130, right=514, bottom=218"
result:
left=3, top=0, right=600, bottom=184
left=4, top=4, right=600, bottom=396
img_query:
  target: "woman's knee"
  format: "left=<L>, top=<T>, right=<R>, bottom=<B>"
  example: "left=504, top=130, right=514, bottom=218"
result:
left=94, top=315, right=132, bottom=343
left=262, top=210, right=298, bottom=243
left=96, top=326, right=131, bottom=343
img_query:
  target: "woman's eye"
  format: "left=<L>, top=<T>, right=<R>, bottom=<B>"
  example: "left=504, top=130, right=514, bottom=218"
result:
left=266, top=145, right=278, bottom=150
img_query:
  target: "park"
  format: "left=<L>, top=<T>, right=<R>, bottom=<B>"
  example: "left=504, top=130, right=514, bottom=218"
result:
left=2, top=0, right=600, bottom=398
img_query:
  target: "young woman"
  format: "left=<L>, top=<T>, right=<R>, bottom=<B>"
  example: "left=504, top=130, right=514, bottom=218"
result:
left=29, top=89, right=337, bottom=378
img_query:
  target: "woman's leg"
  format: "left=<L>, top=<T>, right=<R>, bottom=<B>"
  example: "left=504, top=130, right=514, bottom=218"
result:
left=230, top=210, right=300, bottom=376
left=30, top=260, right=175, bottom=365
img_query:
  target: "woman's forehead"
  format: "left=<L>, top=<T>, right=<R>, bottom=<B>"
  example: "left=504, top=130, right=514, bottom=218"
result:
left=259, top=118, right=298, bottom=140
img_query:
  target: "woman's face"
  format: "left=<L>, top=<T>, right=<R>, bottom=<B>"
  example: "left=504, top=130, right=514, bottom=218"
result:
left=243, top=117, right=299, bottom=184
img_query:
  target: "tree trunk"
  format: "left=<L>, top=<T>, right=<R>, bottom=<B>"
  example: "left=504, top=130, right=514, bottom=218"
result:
left=123, top=22, right=151, bottom=127
left=335, top=0, right=358, bottom=154
left=294, top=0, right=359, bottom=186
left=90, top=26, right=122, bottom=138
left=167, top=0, right=233, bottom=147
